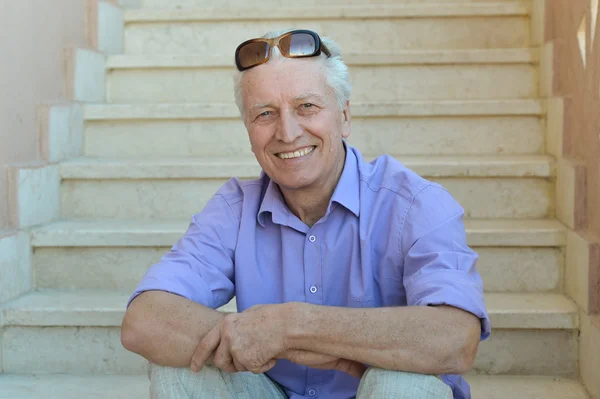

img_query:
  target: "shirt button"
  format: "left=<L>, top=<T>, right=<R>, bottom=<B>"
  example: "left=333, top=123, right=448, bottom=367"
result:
left=309, top=285, right=318, bottom=294
left=309, top=235, right=316, bottom=243
left=308, top=389, right=317, bottom=397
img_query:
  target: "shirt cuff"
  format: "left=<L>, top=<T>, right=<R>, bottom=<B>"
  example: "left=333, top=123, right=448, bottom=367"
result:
left=405, top=269, right=491, bottom=340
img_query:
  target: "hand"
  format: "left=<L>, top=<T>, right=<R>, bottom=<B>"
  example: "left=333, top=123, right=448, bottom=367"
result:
left=190, top=304, right=286, bottom=374
left=279, top=350, right=367, bottom=378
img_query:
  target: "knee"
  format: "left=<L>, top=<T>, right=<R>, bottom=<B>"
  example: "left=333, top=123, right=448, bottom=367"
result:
left=357, top=368, right=452, bottom=399
left=149, top=363, right=223, bottom=398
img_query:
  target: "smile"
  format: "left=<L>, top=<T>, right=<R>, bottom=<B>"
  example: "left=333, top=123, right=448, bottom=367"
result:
left=276, top=146, right=316, bottom=160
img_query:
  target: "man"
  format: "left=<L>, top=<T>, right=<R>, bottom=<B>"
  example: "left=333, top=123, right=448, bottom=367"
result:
left=121, top=29, right=490, bottom=399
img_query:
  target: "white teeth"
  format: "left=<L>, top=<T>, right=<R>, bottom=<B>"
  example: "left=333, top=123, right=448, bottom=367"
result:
left=277, top=146, right=314, bottom=159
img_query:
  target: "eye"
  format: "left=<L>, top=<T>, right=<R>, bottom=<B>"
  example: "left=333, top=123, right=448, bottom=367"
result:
left=254, top=110, right=274, bottom=121
left=302, top=103, right=314, bottom=108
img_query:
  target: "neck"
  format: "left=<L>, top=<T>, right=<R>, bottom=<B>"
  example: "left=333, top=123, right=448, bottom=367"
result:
left=278, top=144, right=347, bottom=227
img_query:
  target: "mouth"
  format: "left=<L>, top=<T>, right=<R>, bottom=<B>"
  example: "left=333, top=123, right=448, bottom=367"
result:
left=275, top=146, right=316, bottom=160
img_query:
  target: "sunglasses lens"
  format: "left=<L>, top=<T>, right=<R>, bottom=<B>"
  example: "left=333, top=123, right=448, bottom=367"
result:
left=281, top=32, right=317, bottom=56
left=238, top=41, right=270, bottom=69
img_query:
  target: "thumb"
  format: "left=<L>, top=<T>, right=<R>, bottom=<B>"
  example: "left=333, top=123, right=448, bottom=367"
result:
left=249, top=359, right=277, bottom=374
left=336, top=359, right=368, bottom=379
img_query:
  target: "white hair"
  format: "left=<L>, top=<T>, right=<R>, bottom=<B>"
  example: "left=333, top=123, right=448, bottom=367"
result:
left=233, top=29, right=352, bottom=114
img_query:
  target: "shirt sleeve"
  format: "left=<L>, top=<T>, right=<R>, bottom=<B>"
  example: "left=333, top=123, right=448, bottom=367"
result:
left=126, top=190, right=239, bottom=310
left=401, top=184, right=491, bottom=340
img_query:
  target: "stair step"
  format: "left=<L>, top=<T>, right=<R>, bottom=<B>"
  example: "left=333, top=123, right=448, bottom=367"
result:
left=60, top=155, right=554, bottom=179
left=106, top=49, right=537, bottom=103
left=0, top=290, right=579, bottom=375
left=124, top=3, right=530, bottom=22
left=85, top=100, right=544, bottom=120
left=84, top=100, right=545, bottom=158
left=31, top=219, right=566, bottom=248
left=466, top=375, right=589, bottom=399
left=0, top=375, right=148, bottom=399
left=107, top=49, right=540, bottom=69
left=0, top=291, right=579, bottom=329
left=58, top=155, right=554, bottom=220
left=29, top=218, right=564, bottom=293
left=0, top=374, right=589, bottom=399
left=123, top=4, right=530, bottom=54
left=137, top=0, right=533, bottom=9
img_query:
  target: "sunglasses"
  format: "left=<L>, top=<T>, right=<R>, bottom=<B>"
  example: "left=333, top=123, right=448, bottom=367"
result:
left=235, top=29, right=332, bottom=71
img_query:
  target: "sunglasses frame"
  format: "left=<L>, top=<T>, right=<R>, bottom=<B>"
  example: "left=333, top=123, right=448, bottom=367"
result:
left=235, top=29, right=332, bottom=71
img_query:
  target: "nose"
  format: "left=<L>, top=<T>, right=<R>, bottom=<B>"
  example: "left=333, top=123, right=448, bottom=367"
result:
left=275, top=110, right=303, bottom=143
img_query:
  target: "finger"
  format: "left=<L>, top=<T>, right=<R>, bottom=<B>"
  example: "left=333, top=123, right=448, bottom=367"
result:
left=213, top=339, right=236, bottom=373
left=233, top=357, right=248, bottom=373
left=249, top=359, right=277, bottom=374
left=190, top=325, right=221, bottom=372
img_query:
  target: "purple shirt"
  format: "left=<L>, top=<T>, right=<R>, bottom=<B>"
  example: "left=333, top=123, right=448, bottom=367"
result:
left=128, top=142, right=491, bottom=399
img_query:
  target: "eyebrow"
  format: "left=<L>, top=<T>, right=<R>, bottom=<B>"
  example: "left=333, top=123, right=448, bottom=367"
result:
left=250, top=102, right=271, bottom=110
left=293, top=92, right=323, bottom=102
left=249, top=92, right=324, bottom=111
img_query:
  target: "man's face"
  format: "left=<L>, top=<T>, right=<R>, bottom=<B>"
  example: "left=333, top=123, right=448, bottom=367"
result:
left=240, top=58, right=351, bottom=192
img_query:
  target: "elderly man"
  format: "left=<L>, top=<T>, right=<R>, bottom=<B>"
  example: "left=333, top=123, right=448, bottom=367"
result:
left=121, top=29, right=490, bottom=399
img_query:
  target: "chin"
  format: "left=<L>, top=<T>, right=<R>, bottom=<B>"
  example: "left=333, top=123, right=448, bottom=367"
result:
left=273, top=173, right=315, bottom=191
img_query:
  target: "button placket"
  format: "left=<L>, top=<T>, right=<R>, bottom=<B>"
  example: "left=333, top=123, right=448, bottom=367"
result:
left=304, top=229, right=322, bottom=304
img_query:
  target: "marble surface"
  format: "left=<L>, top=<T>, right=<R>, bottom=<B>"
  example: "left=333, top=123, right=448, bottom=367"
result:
left=15, top=165, right=60, bottom=228
left=139, top=0, right=531, bottom=7
left=74, top=49, right=105, bottom=103
left=105, top=48, right=540, bottom=69
left=476, top=247, right=562, bottom=292
left=84, top=100, right=544, bottom=120
left=28, top=219, right=567, bottom=247
left=0, top=374, right=589, bottom=399
left=60, top=175, right=553, bottom=220
left=98, top=1, right=124, bottom=54
left=0, top=290, right=578, bottom=330
left=124, top=17, right=529, bottom=55
left=48, top=104, right=84, bottom=163
left=2, top=326, right=146, bottom=374
left=107, top=64, right=537, bottom=103
left=125, top=3, right=529, bottom=21
left=31, top=245, right=562, bottom=293
left=0, top=375, right=148, bottom=399
left=84, top=115, right=545, bottom=158
left=580, top=313, right=600, bottom=398
left=0, top=290, right=580, bottom=374
left=0, top=232, right=31, bottom=304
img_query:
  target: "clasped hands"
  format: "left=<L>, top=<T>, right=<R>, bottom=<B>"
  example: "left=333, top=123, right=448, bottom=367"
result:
left=190, top=304, right=366, bottom=378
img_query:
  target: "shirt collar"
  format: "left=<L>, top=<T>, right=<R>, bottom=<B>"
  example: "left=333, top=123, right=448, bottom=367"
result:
left=329, top=140, right=360, bottom=218
left=256, top=140, right=360, bottom=227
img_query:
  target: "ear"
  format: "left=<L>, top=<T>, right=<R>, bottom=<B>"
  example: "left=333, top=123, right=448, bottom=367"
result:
left=341, top=100, right=351, bottom=139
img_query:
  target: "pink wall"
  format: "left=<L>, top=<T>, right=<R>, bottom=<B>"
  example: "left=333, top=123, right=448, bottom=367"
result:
left=0, top=1, right=88, bottom=229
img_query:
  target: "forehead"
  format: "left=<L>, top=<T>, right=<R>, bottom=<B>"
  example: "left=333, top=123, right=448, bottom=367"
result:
left=240, top=58, right=331, bottom=105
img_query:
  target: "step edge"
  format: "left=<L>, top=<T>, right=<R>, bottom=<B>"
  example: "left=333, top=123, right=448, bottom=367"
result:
left=106, top=49, right=540, bottom=69
left=84, top=100, right=545, bottom=120
left=0, top=291, right=578, bottom=329
left=123, top=3, right=530, bottom=22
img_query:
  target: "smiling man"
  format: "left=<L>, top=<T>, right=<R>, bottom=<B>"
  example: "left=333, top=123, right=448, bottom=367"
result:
left=121, top=30, right=490, bottom=399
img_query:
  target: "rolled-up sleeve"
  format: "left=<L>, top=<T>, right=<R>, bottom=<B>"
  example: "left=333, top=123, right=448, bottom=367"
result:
left=401, top=184, right=491, bottom=339
left=126, top=189, right=239, bottom=310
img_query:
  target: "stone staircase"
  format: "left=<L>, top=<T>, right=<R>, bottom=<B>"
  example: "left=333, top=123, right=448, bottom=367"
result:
left=0, top=0, right=592, bottom=398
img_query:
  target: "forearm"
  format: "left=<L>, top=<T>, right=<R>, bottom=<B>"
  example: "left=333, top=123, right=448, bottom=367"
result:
left=285, top=303, right=480, bottom=375
left=121, top=290, right=228, bottom=367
